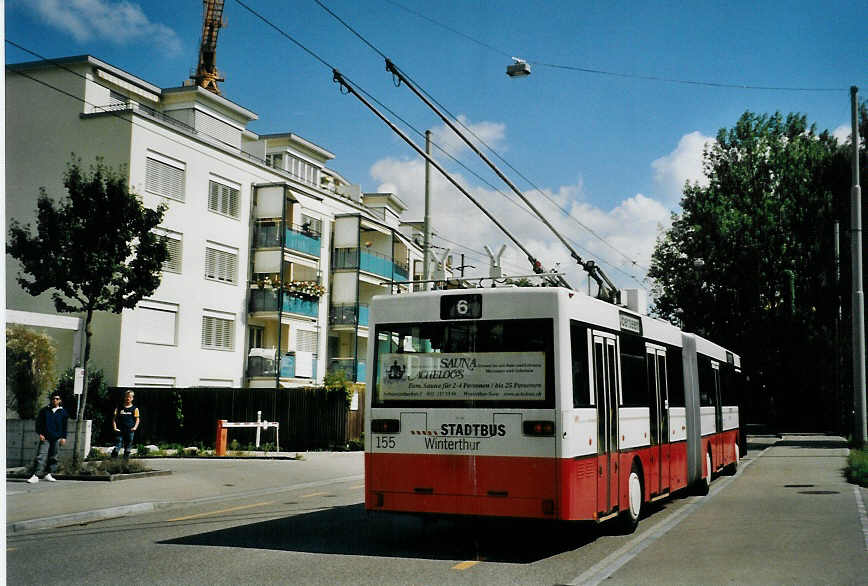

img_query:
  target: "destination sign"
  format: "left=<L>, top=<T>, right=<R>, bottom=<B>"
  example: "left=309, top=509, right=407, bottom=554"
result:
left=379, top=351, right=545, bottom=401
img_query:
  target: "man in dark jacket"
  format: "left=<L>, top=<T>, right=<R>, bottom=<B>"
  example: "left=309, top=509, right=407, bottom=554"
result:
left=27, top=393, right=69, bottom=483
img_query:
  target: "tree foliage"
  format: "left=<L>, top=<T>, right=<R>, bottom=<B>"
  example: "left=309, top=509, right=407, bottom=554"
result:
left=55, top=368, right=112, bottom=443
left=649, top=108, right=867, bottom=431
left=8, top=156, right=169, bottom=419
left=6, top=325, right=57, bottom=419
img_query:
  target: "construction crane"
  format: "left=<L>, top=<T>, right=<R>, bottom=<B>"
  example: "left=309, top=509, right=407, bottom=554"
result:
left=191, top=0, right=225, bottom=95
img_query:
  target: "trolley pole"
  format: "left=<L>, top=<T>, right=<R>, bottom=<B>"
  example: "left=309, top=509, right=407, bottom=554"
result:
left=850, top=86, right=866, bottom=447
left=423, top=130, right=432, bottom=290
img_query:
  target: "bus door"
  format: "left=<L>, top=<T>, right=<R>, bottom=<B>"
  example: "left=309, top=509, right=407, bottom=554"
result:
left=712, top=361, right=723, bottom=471
left=646, top=346, right=670, bottom=496
left=593, top=333, right=620, bottom=518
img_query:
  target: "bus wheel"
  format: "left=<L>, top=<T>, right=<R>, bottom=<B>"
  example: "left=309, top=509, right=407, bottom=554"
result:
left=724, top=443, right=739, bottom=476
left=699, top=452, right=712, bottom=495
left=618, top=462, right=642, bottom=534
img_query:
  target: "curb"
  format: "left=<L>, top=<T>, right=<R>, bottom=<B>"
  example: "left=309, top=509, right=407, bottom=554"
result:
left=7, top=470, right=172, bottom=482
left=7, top=502, right=167, bottom=533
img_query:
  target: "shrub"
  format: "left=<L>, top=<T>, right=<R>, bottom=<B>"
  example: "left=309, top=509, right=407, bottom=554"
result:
left=6, top=325, right=57, bottom=418
left=324, top=369, right=353, bottom=406
left=847, top=449, right=868, bottom=487
left=55, top=368, right=112, bottom=443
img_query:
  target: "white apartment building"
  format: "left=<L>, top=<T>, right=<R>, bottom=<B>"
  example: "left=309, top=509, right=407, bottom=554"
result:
left=6, top=55, right=424, bottom=390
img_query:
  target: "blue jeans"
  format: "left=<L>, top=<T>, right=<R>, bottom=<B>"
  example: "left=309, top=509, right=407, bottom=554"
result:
left=112, top=429, right=135, bottom=458
left=31, top=437, right=62, bottom=475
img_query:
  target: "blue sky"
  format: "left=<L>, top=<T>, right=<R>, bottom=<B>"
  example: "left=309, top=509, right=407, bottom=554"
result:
left=6, top=0, right=866, bottom=291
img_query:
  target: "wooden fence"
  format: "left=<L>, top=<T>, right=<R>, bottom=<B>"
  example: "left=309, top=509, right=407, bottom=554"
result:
left=103, top=386, right=365, bottom=451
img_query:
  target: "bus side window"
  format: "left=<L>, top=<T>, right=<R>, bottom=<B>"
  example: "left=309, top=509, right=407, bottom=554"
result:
left=619, top=334, right=647, bottom=407
left=698, top=356, right=715, bottom=407
left=570, top=321, right=591, bottom=407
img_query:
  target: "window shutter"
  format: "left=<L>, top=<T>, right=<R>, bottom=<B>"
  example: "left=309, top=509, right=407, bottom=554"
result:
left=204, top=246, right=237, bottom=284
left=146, top=157, right=185, bottom=201
left=202, top=315, right=234, bottom=350
left=208, top=180, right=241, bottom=218
left=162, top=235, right=182, bottom=273
left=296, top=329, right=318, bottom=353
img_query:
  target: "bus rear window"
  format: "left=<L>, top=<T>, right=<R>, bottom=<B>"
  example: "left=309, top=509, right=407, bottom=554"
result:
left=372, top=318, right=554, bottom=408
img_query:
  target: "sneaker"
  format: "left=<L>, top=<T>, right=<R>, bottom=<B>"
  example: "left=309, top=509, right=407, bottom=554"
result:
left=44, top=473, right=57, bottom=482
left=26, top=475, right=39, bottom=484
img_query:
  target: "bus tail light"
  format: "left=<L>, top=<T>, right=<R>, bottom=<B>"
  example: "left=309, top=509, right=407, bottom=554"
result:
left=371, top=419, right=400, bottom=434
left=523, top=420, right=555, bottom=437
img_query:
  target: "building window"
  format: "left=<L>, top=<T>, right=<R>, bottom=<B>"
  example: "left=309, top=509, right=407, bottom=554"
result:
left=202, top=313, right=234, bottom=350
left=204, top=244, right=238, bottom=284
left=136, top=301, right=178, bottom=345
left=145, top=155, right=185, bottom=201
left=154, top=229, right=183, bottom=273
left=266, top=153, right=284, bottom=171
left=249, top=326, right=265, bottom=349
left=208, top=179, right=240, bottom=219
left=300, top=214, right=322, bottom=236
left=296, top=329, right=318, bottom=353
left=199, top=378, right=233, bottom=387
left=134, top=375, right=175, bottom=387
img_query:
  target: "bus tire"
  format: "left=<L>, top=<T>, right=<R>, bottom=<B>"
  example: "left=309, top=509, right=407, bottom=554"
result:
left=723, top=443, right=739, bottom=476
left=618, top=461, right=643, bottom=534
left=698, top=451, right=712, bottom=495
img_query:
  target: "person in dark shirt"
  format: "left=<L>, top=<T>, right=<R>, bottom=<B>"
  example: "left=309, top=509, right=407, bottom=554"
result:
left=27, top=393, right=68, bottom=483
left=111, top=391, right=140, bottom=459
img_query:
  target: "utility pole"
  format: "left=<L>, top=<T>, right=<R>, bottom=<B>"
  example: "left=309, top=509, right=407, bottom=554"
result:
left=835, top=221, right=842, bottom=433
left=423, top=130, right=432, bottom=290
left=851, top=86, right=866, bottom=447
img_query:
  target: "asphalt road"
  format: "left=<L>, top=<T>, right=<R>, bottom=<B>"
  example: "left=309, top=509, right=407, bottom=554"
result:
left=6, top=436, right=868, bottom=585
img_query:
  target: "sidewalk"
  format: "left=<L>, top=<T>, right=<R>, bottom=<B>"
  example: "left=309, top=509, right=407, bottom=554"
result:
left=6, top=451, right=364, bottom=533
left=580, top=434, right=868, bottom=585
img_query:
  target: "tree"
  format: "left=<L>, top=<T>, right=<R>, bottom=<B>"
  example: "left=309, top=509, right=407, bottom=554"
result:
left=649, top=109, right=867, bottom=431
left=6, top=325, right=57, bottom=418
left=8, top=157, right=169, bottom=423
left=55, top=368, right=112, bottom=444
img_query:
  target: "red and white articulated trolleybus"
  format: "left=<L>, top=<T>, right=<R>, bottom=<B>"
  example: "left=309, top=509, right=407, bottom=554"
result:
left=364, top=287, right=741, bottom=532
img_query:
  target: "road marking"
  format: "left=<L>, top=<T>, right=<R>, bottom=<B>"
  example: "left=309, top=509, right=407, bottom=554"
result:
left=168, top=501, right=273, bottom=522
left=7, top=547, right=16, bottom=552
left=349, top=484, right=365, bottom=489
left=855, top=484, right=868, bottom=552
left=300, top=492, right=329, bottom=498
left=452, top=561, right=480, bottom=570
left=567, top=445, right=771, bottom=586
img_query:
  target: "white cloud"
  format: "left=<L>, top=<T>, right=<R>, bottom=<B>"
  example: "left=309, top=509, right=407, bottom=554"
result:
left=651, top=131, right=713, bottom=201
left=30, top=0, right=182, bottom=56
left=832, top=124, right=851, bottom=145
left=370, top=146, right=672, bottom=292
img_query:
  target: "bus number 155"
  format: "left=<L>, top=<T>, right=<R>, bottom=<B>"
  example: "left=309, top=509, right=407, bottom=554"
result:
left=376, top=436, right=397, bottom=449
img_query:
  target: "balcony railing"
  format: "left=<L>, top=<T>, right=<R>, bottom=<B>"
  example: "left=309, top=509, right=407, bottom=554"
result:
left=247, top=354, right=277, bottom=377
left=249, top=289, right=320, bottom=318
left=328, top=358, right=367, bottom=383
left=247, top=353, right=318, bottom=379
left=332, top=247, right=409, bottom=280
left=254, top=223, right=321, bottom=257
left=329, top=303, right=370, bottom=327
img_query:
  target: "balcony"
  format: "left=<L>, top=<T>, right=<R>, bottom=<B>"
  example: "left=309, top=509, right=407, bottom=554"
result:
left=249, top=289, right=320, bottom=318
left=247, top=353, right=277, bottom=377
left=247, top=352, right=317, bottom=379
left=328, top=358, right=367, bottom=383
left=332, top=247, right=409, bottom=280
left=255, top=222, right=321, bottom=258
left=280, top=354, right=318, bottom=379
left=330, top=303, right=370, bottom=327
